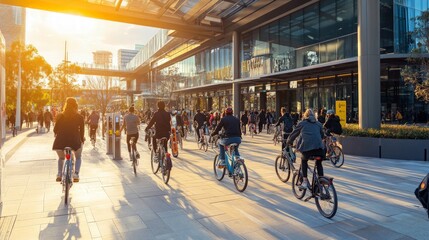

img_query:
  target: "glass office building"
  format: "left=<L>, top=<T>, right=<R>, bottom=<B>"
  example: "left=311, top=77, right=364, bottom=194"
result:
left=153, top=0, right=428, bottom=123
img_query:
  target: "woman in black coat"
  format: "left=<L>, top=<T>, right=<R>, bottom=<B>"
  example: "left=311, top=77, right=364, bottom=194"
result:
left=52, top=97, right=85, bottom=182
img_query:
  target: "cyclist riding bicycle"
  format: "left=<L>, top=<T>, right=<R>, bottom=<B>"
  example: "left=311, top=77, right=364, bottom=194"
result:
left=323, top=110, right=343, bottom=136
left=210, top=107, right=242, bottom=166
left=120, top=106, right=141, bottom=160
left=145, top=101, right=171, bottom=153
left=52, top=97, right=85, bottom=182
left=194, top=109, right=207, bottom=143
left=275, top=107, right=294, bottom=150
left=171, top=109, right=184, bottom=136
left=286, top=109, right=325, bottom=189
left=87, top=110, right=100, bottom=142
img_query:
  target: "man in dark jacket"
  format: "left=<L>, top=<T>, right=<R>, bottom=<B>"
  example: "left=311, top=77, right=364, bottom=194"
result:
left=193, top=109, right=207, bottom=142
left=275, top=107, right=294, bottom=150
left=211, top=107, right=242, bottom=166
left=145, top=101, right=171, bottom=153
left=258, top=109, right=266, bottom=133
left=323, top=110, right=342, bottom=136
left=287, top=109, right=325, bottom=189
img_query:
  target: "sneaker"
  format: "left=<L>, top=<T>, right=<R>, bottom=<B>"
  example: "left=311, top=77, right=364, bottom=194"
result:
left=73, top=173, right=79, bottom=182
left=136, top=151, right=140, bottom=159
left=56, top=175, right=62, bottom=182
left=299, top=179, right=309, bottom=190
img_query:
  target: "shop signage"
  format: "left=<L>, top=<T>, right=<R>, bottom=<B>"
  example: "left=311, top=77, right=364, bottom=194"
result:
left=335, top=100, right=347, bottom=127
left=290, top=81, right=298, bottom=89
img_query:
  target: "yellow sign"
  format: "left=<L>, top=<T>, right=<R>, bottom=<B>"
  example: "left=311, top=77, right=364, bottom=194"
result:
left=335, top=100, right=347, bottom=127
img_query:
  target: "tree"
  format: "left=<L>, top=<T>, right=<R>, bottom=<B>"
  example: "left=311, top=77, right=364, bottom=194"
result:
left=155, top=66, right=180, bottom=105
left=401, top=11, right=429, bottom=103
left=81, top=76, right=120, bottom=115
left=5, top=42, right=52, bottom=112
left=49, top=61, right=81, bottom=107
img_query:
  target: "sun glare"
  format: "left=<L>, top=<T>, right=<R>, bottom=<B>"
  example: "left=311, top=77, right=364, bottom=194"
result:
left=47, top=13, right=96, bottom=35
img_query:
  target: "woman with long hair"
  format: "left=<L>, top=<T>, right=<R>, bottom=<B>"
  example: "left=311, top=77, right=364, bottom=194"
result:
left=52, top=97, right=85, bottom=182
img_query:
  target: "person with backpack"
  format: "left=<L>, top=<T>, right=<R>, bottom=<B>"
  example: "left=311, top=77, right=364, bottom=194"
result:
left=323, top=110, right=342, bottom=136
left=240, top=111, right=248, bottom=135
left=275, top=107, right=294, bottom=150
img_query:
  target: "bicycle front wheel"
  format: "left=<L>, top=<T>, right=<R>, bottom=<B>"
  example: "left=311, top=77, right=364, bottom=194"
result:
left=213, top=155, right=226, bottom=181
left=330, top=146, right=344, bottom=168
left=275, top=156, right=291, bottom=183
left=315, top=177, right=338, bottom=219
left=151, top=149, right=160, bottom=174
left=233, top=161, right=248, bottom=192
left=292, top=171, right=306, bottom=199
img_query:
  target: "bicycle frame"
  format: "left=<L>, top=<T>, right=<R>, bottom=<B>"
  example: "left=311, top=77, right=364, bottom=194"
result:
left=224, top=145, right=237, bottom=174
left=62, top=148, right=74, bottom=190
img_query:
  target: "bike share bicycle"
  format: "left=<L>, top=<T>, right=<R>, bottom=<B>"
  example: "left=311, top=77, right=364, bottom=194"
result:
left=292, top=151, right=338, bottom=218
left=213, top=135, right=248, bottom=192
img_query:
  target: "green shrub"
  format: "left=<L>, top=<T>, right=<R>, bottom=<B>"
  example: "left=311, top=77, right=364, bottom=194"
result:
left=343, top=124, right=429, bottom=139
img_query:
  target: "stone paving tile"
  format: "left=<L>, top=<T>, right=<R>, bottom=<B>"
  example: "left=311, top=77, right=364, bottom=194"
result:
left=2, top=128, right=429, bottom=239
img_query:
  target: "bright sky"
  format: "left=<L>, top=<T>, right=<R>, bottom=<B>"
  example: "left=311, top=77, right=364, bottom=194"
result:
left=26, top=9, right=160, bottom=67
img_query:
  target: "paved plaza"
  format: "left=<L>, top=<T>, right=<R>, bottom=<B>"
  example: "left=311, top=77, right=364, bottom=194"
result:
left=0, top=126, right=428, bottom=240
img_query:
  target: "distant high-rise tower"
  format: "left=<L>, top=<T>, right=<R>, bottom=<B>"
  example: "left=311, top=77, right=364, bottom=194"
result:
left=0, top=4, right=26, bottom=50
left=93, top=50, right=112, bottom=67
left=118, top=49, right=138, bottom=69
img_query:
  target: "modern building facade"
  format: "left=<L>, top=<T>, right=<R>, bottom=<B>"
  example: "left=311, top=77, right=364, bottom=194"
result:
left=93, top=50, right=112, bottom=67
left=146, top=0, right=428, bottom=124
left=0, top=4, right=26, bottom=49
left=118, top=48, right=139, bottom=69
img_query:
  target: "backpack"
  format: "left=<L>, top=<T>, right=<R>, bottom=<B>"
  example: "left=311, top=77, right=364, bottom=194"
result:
left=330, top=118, right=343, bottom=135
left=415, top=173, right=429, bottom=218
left=283, top=116, right=293, bottom=133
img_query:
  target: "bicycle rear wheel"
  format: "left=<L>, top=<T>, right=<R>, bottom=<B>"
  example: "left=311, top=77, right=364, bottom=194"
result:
left=64, top=165, right=71, bottom=205
left=132, top=151, right=137, bottom=175
left=161, top=158, right=171, bottom=184
left=315, top=177, right=338, bottom=218
left=213, top=155, right=226, bottom=181
left=151, top=149, right=160, bottom=174
left=203, top=137, right=208, bottom=152
left=233, top=160, right=248, bottom=192
left=275, top=156, right=291, bottom=183
left=292, top=171, right=306, bottom=199
left=330, top=146, right=344, bottom=168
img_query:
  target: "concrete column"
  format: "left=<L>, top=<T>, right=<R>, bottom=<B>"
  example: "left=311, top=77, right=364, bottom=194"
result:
left=358, top=0, right=381, bottom=129
left=232, top=31, right=241, bottom=117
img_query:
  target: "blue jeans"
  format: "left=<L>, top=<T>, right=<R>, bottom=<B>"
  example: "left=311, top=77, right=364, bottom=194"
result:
left=219, top=137, right=241, bottom=160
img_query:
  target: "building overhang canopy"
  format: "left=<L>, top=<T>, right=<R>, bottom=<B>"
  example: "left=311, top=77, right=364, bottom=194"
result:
left=0, top=0, right=303, bottom=39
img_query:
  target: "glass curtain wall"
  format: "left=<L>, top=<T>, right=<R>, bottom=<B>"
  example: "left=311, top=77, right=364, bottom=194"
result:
left=394, top=0, right=429, bottom=53
left=241, top=0, right=358, bottom=78
left=156, top=43, right=233, bottom=91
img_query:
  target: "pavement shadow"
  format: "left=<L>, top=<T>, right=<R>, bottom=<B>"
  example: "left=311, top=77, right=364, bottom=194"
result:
left=39, top=201, right=82, bottom=240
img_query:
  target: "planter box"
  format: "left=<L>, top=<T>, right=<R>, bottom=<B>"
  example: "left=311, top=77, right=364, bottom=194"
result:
left=337, top=136, right=429, bottom=161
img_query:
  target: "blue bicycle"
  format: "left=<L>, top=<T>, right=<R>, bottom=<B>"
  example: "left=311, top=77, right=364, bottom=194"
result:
left=213, top=143, right=248, bottom=192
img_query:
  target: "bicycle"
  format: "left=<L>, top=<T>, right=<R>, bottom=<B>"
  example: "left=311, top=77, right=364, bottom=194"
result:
left=61, top=147, right=74, bottom=205
left=248, top=123, right=256, bottom=138
left=130, top=137, right=138, bottom=175
left=170, top=127, right=179, bottom=157
left=275, top=144, right=297, bottom=183
left=151, top=137, right=172, bottom=184
left=146, top=128, right=155, bottom=151
left=213, top=141, right=248, bottom=192
left=89, top=125, right=97, bottom=149
left=292, top=155, right=338, bottom=218
left=273, top=125, right=282, bottom=146
left=197, top=123, right=209, bottom=152
left=267, top=124, right=276, bottom=134
left=324, top=135, right=344, bottom=168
